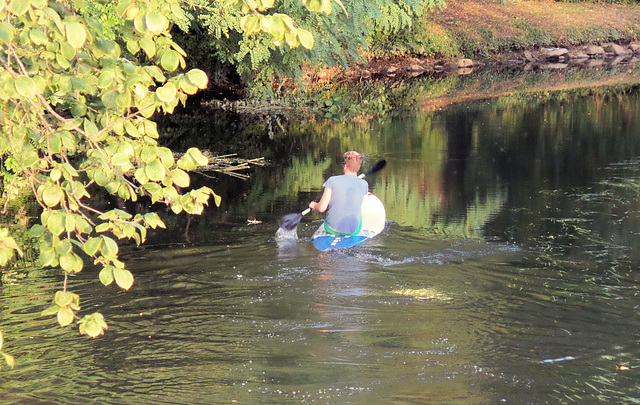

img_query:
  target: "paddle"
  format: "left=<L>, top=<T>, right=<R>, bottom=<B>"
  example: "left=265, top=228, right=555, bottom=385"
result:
left=278, top=159, right=387, bottom=231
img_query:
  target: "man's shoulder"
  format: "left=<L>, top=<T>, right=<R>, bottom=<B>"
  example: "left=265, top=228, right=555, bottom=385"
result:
left=325, top=174, right=368, bottom=186
left=334, top=174, right=366, bottom=181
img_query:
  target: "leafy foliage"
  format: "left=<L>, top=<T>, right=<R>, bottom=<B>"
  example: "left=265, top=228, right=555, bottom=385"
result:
left=0, top=228, right=22, bottom=267
left=0, top=0, right=445, bottom=366
left=79, top=0, right=121, bottom=40
left=179, top=0, right=445, bottom=97
left=0, top=0, right=221, bottom=346
left=368, top=19, right=458, bottom=58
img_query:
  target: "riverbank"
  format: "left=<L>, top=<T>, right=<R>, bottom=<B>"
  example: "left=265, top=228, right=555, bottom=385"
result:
left=306, top=0, right=640, bottom=88
left=195, top=0, right=640, bottom=118
left=426, top=0, right=640, bottom=61
left=289, top=0, right=640, bottom=113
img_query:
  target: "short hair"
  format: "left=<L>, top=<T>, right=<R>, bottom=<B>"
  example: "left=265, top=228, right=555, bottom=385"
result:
left=344, top=151, right=362, bottom=172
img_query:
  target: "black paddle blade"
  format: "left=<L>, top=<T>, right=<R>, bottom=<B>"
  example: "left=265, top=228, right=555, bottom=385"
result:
left=364, top=159, right=386, bottom=177
left=278, top=212, right=303, bottom=231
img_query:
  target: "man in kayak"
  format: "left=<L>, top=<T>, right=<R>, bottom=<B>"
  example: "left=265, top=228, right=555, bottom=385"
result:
left=308, top=151, right=369, bottom=235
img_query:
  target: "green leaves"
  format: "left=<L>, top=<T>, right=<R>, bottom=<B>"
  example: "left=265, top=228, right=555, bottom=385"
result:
left=97, top=70, right=116, bottom=89
left=41, top=185, right=63, bottom=208
left=139, top=35, right=156, bottom=58
left=111, top=152, right=132, bottom=168
left=210, top=0, right=437, bottom=98
left=240, top=11, right=318, bottom=49
left=240, top=13, right=314, bottom=49
left=160, top=50, right=180, bottom=71
left=65, top=22, right=86, bottom=49
left=60, top=251, right=83, bottom=273
left=9, top=0, right=30, bottom=16
left=41, top=290, right=81, bottom=328
left=144, top=212, right=165, bottom=229
left=145, top=158, right=166, bottom=181
left=14, top=76, right=36, bottom=99
left=0, top=23, right=14, bottom=43
left=29, top=28, right=48, bottom=45
left=233, top=0, right=349, bottom=50
left=298, top=29, right=314, bottom=50
left=114, top=268, right=134, bottom=290
left=55, top=290, right=79, bottom=307
left=78, top=313, right=108, bottom=338
left=241, top=14, right=259, bottom=34
left=42, top=211, right=62, bottom=236
left=156, top=82, right=177, bottom=103
left=99, top=266, right=114, bottom=286
left=171, top=168, right=190, bottom=187
left=177, top=148, right=208, bottom=171
left=2, top=0, right=222, bottom=344
left=57, top=305, right=75, bottom=326
left=177, top=69, right=208, bottom=95
left=187, top=69, right=208, bottom=89
left=99, top=266, right=134, bottom=290
left=303, top=0, right=347, bottom=15
left=145, top=12, right=166, bottom=35
left=0, top=228, right=23, bottom=266
left=83, top=237, right=102, bottom=256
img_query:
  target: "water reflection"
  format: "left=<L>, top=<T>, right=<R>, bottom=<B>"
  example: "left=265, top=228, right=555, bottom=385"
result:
left=179, top=87, right=640, bottom=246
left=4, top=87, right=640, bottom=403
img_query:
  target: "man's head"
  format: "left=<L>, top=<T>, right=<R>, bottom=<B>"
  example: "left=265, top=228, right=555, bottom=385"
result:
left=343, top=151, right=362, bottom=173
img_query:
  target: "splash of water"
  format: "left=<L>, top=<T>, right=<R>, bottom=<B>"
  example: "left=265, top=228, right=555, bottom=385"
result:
left=276, top=226, right=298, bottom=240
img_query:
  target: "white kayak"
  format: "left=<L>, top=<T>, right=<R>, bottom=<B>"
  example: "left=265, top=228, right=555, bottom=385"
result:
left=312, top=193, right=385, bottom=252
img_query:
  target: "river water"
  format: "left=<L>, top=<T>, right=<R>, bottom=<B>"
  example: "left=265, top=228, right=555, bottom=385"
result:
left=3, top=84, right=640, bottom=403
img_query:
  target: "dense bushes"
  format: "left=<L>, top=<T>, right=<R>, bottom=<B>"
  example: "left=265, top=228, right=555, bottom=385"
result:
left=177, top=0, right=445, bottom=98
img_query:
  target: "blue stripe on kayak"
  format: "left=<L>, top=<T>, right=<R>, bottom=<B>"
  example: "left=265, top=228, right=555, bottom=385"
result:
left=312, top=235, right=371, bottom=252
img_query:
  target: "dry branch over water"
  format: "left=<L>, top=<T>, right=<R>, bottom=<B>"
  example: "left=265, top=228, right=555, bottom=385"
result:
left=191, top=153, right=267, bottom=180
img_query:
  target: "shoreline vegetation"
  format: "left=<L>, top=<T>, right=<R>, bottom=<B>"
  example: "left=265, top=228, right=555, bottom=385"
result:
left=361, top=0, right=640, bottom=75
left=197, top=0, right=640, bottom=115
left=304, top=0, right=640, bottom=101
left=298, top=1, right=640, bottom=107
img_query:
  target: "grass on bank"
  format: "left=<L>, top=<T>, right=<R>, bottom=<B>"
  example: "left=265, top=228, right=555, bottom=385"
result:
left=373, top=0, right=640, bottom=61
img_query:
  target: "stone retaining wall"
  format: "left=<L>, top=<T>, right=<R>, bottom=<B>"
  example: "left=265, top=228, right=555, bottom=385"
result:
left=352, top=41, right=640, bottom=80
